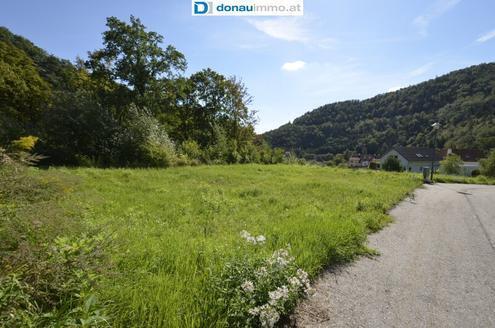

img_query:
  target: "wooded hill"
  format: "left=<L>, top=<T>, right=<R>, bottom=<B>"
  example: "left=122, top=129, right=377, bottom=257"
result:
left=264, top=63, right=495, bottom=160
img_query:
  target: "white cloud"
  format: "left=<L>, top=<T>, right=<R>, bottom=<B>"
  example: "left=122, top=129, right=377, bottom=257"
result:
left=413, top=0, right=461, bottom=37
left=476, top=29, right=495, bottom=43
left=281, top=61, right=306, bottom=72
left=246, top=17, right=337, bottom=48
left=410, top=62, right=434, bottom=77
left=247, top=18, right=309, bottom=42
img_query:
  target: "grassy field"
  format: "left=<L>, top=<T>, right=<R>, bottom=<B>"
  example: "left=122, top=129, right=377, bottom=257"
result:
left=1, top=165, right=422, bottom=327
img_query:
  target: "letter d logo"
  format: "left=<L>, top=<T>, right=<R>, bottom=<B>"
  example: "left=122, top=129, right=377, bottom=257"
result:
left=194, top=1, right=209, bottom=15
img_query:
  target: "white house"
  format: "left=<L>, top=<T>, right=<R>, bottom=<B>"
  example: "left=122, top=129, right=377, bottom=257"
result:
left=380, top=147, right=442, bottom=173
left=381, top=147, right=483, bottom=176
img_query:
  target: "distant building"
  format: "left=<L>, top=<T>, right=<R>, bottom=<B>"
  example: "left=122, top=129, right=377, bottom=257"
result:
left=380, top=147, right=442, bottom=173
left=348, top=156, right=361, bottom=168
left=380, top=146, right=483, bottom=175
left=348, top=154, right=375, bottom=168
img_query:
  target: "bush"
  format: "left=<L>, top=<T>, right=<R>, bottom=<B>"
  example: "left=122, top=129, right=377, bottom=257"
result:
left=180, top=140, right=203, bottom=162
left=213, top=232, right=311, bottom=328
left=239, top=142, right=261, bottom=164
left=480, top=149, right=495, bottom=177
left=382, top=156, right=402, bottom=172
left=471, top=169, right=480, bottom=177
left=120, top=105, right=177, bottom=167
left=10, top=136, right=39, bottom=152
left=0, top=150, right=110, bottom=326
left=440, top=154, right=463, bottom=175
left=0, top=162, right=109, bottom=327
left=0, top=235, right=109, bottom=327
left=271, top=148, right=284, bottom=164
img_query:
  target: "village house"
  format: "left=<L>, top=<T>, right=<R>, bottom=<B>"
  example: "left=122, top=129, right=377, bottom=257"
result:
left=380, top=146, right=483, bottom=175
left=380, top=147, right=443, bottom=173
left=348, top=154, right=375, bottom=168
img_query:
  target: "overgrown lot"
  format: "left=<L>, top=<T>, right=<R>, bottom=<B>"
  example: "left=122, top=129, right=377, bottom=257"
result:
left=1, top=165, right=422, bottom=327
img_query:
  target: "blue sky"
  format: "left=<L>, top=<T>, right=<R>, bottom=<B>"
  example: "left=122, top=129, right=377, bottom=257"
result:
left=2, top=0, right=495, bottom=132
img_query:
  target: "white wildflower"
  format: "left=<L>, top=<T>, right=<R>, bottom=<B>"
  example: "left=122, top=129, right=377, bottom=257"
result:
left=288, top=276, right=302, bottom=289
left=255, top=266, right=268, bottom=277
left=241, top=280, right=255, bottom=293
left=269, top=248, right=293, bottom=267
left=259, top=305, right=280, bottom=328
left=248, top=306, right=260, bottom=316
left=268, top=285, right=289, bottom=305
left=256, top=235, right=266, bottom=244
left=240, top=230, right=266, bottom=245
left=296, top=269, right=312, bottom=293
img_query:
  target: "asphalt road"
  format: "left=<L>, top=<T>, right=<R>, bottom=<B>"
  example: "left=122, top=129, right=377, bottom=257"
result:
left=294, top=184, right=495, bottom=328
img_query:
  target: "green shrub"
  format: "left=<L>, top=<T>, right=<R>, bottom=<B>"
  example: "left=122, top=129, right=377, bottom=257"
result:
left=181, top=140, right=203, bottom=162
left=382, top=156, right=402, bottom=172
left=0, top=163, right=109, bottom=327
left=0, top=235, right=109, bottom=327
left=142, top=138, right=176, bottom=167
left=239, top=142, right=261, bottom=164
left=440, top=154, right=463, bottom=175
left=271, top=148, right=284, bottom=164
left=480, top=149, right=495, bottom=177
left=122, top=105, right=177, bottom=167
left=10, top=136, right=39, bottom=152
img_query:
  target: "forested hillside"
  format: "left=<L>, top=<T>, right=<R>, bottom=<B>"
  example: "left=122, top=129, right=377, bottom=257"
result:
left=264, top=63, right=495, bottom=160
left=0, top=17, right=283, bottom=167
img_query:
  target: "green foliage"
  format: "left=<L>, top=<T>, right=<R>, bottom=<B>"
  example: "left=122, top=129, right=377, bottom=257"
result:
left=10, top=136, right=39, bottom=152
left=471, top=169, right=480, bottom=177
left=265, top=63, right=495, bottom=157
left=480, top=149, right=495, bottom=177
left=0, top=21, right=270, bottom=168
left=0, top=40, right=52, bottom=143
left=86, top=15, right=186, bottom=97
left=38, top=90, right=121, bottom=166
left=327, top=153, right=346, bottom=167
left=382, top=156, right=402, bottom=172
left=0, top=165, right=109, bottom=327
left=122, top=105, right=177, bottom=167
left=440, top=153, right=463, bottom=175
left=433, top=173, right=495, bottom=185
left=180, top=140, right=203, bottom=161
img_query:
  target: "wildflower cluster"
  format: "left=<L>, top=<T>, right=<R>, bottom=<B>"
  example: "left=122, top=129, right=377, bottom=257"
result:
left=240, top=230, right=266, bottom=245
left=214, top=232, right=312, bottom=327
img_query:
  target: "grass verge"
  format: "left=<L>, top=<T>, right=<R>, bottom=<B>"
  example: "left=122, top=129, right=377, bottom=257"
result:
left=433, top=174, right=495, bottom=185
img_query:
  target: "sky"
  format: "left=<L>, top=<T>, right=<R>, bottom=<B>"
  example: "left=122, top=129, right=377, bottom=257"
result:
left=1, top=0, right=495, bottom=132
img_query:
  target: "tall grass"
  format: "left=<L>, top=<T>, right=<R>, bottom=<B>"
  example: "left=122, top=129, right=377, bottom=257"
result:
left=43, top=165, right=421, bottom=327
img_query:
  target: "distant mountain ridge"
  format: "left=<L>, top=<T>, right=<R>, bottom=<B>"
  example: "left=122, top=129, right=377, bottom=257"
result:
left=264, top=63, right=495, bottom=160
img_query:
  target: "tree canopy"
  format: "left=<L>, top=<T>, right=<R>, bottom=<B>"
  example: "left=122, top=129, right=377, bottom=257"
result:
left=0, top=18, right=282, bottom=167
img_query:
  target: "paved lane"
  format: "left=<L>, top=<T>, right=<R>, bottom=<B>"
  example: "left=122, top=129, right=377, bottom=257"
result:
left=294, top=184, right=495, bottom=328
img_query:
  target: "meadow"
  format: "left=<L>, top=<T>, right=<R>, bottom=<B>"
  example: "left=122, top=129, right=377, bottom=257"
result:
left=1, top=165, right=422, bottom=327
